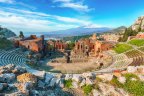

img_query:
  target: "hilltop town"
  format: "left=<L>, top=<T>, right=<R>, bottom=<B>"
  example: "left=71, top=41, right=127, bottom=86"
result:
left=0, top=16, right=144, bottom=96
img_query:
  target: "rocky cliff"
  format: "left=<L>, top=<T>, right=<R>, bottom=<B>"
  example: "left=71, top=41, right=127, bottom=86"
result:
left=0, top=26, right=16, bottom=38
left=131, top=16, right=144, bottom=32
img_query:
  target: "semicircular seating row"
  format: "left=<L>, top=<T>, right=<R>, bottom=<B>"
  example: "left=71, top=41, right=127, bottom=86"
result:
left=0, top=49, right=27, bottom=67
left=95, top=49, right=144, bottom=73
left=125, top=50, right=144, bottom=66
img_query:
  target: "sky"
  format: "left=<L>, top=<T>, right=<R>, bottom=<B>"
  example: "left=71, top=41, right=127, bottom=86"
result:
left=0, top=0, right=144, bottom=34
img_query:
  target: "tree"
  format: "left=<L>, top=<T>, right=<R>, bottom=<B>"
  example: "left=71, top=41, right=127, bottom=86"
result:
left=19, top=31, right=24, bottom=38
left=121, top=28, right=137, bottom=42
left=138, top=26, right=141, bottom=32
left=118, top=37, right=122, bottom=42
left=66, top=42, right=75, bottom=50
left=0, top=32, right=4, bottom=36
left=0, top=25, right=2, bottom=30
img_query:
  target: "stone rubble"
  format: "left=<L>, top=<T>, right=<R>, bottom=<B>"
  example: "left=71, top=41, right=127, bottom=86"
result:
left=0, top=64, right=144, bottom=96
left=118, top=76, right=126, bottom=84
left=0, top=73, right=15, bottom=83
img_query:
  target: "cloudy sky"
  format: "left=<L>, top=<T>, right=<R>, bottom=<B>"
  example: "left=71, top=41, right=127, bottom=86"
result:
left=0, top=0, right=144, bottom=34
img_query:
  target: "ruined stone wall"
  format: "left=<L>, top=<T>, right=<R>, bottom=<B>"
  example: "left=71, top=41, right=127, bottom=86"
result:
left=136, top=33, right=144, bottom=38
left=19, top=39, right=43, bottom=52
left=101, top=43, right=113, bottom=51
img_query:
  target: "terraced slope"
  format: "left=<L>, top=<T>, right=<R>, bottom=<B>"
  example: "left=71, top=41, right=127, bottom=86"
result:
left=96, top=45, right=144, bottom=73
left=0, top=49, right=27, bottom=66
left=125, top=50, right=144, bottom=66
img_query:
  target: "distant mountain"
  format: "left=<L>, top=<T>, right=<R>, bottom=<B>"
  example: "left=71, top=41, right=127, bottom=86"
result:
left=44, top=25, right=112, bottom=38
left=104, top=26, right=126, bottom=34
left=0, top=26, right=16, bottom=38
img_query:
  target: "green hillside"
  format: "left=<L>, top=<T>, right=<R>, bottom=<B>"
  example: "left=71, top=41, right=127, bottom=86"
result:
left=63, top=35, right=91, bottom=42
left=0, top=37, right=14, bottom=50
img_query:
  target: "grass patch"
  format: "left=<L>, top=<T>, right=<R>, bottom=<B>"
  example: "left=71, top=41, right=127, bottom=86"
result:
left=64, top=79, right=73, bottom=88
left=123, top=74, right=144, bottom=96
left=82, top=85, right=93, bottom=95
left=124, top=80, right=144, bottom=96
left=128, top=39, right=144, bottom=47
left=110, top=77, right=123, bottom=88
left=110, top=73, right=144, bottom=96
left=113, top=44, right=133, bottom=53
left=124, top=73, right=139, bottom=80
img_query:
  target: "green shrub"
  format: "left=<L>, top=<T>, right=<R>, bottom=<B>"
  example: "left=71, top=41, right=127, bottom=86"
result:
left=0, top=38, right=13, bottom=49
left=64, top=79, right=73, bottom=88
left=109, top=73, right=144, bottom=96
left=114, top=73, right=144, bottom=96
left=124, top=73, right=139, bottom=81
left=94, top=84, right=99, bottom=90
left=128, top=39, right=144, bottom=46
left=82, top=85, right=93, bottom=95
left=110, top=77, right=123, bottom=88
left=95, top=77, right=102, bottom=82
left=124, top=79, right=144, bottom=96
left=113, top=44, right=132, bottom=53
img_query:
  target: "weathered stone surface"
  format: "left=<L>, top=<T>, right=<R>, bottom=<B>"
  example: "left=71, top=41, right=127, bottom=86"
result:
left=55, top=73, right=65, bottom=78
left=59, top=79, right=64, bottom=88
left=82, top=72, right=96, bottom=80
left=0, top=73, right=15, bottom=82
left=92, top=89, right=101, bottom=96
left=17, top=73, right=37, bottom=83
left=0, top=64, right=15, bottom=74
left=131, top=16, right=144, bottom=31
left=0, top=83, right=3, bottom=91
left=138, top=75, right=144, bottom=81
left=85, top=78, right=94, bottom=85
left=27, top=68, right=46, bottom=79
left=30, top=90, right=39, bottom=96
left=72, top=81, right=78, bottom=88
left=98, top=83, right=126, bottom=96
left=137, top=66, right=144, bottom=73
left=56, top=78, right=64, bottom=88
left=80, top=79, right=86, bottom=87
left=7, top=84, right=16, bottom=91
left=5, top=64, right=15, bottom=70
left=118, top=77, right=126, bottom=84
left=12, top=66, right=26, bottom=74
left=65, top=74, right=73, bottom=80
left=117, top=88, right=129, bottom=96
left=127, top=66, right=137, bottom=73
left=45, top=73, right=54, bottom=84
left=5, top=92, right=25, bottom=96
left=49, top=78, right=57, bottom=87
left=72, top=74, right=83, bottom=82
left=16, top=83, right=30, bottom=95
left=97, top=74, right=113, bottom=82
left=38, top=80, right=45, bottom=88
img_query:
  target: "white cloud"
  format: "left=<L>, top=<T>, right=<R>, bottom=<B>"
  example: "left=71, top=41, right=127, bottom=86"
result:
left=54, top=15, right=91, bottom=24
left=2, top=8, right=91, bottom=24
left=53, top=0, right=93, bottom=12
left=17, top=2, right=36, bottom=10
left=53, top=0, right=71, bottom=3
left=0, top=7, right=100, bottom=33
left=0, top=0, right=14, bottom=3
left=0, top=0, right=36, bottom=10
left=83, top=24, right=103, bottom=28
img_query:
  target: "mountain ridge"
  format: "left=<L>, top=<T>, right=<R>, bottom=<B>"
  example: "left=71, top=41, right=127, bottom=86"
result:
left=43, top=26, right=112, bottom=38
left=0, top=26, right=16, bottom=38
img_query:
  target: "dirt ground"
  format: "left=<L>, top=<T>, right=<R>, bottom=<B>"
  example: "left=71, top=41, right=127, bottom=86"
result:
left=46, top=56, right=112, bottom=74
